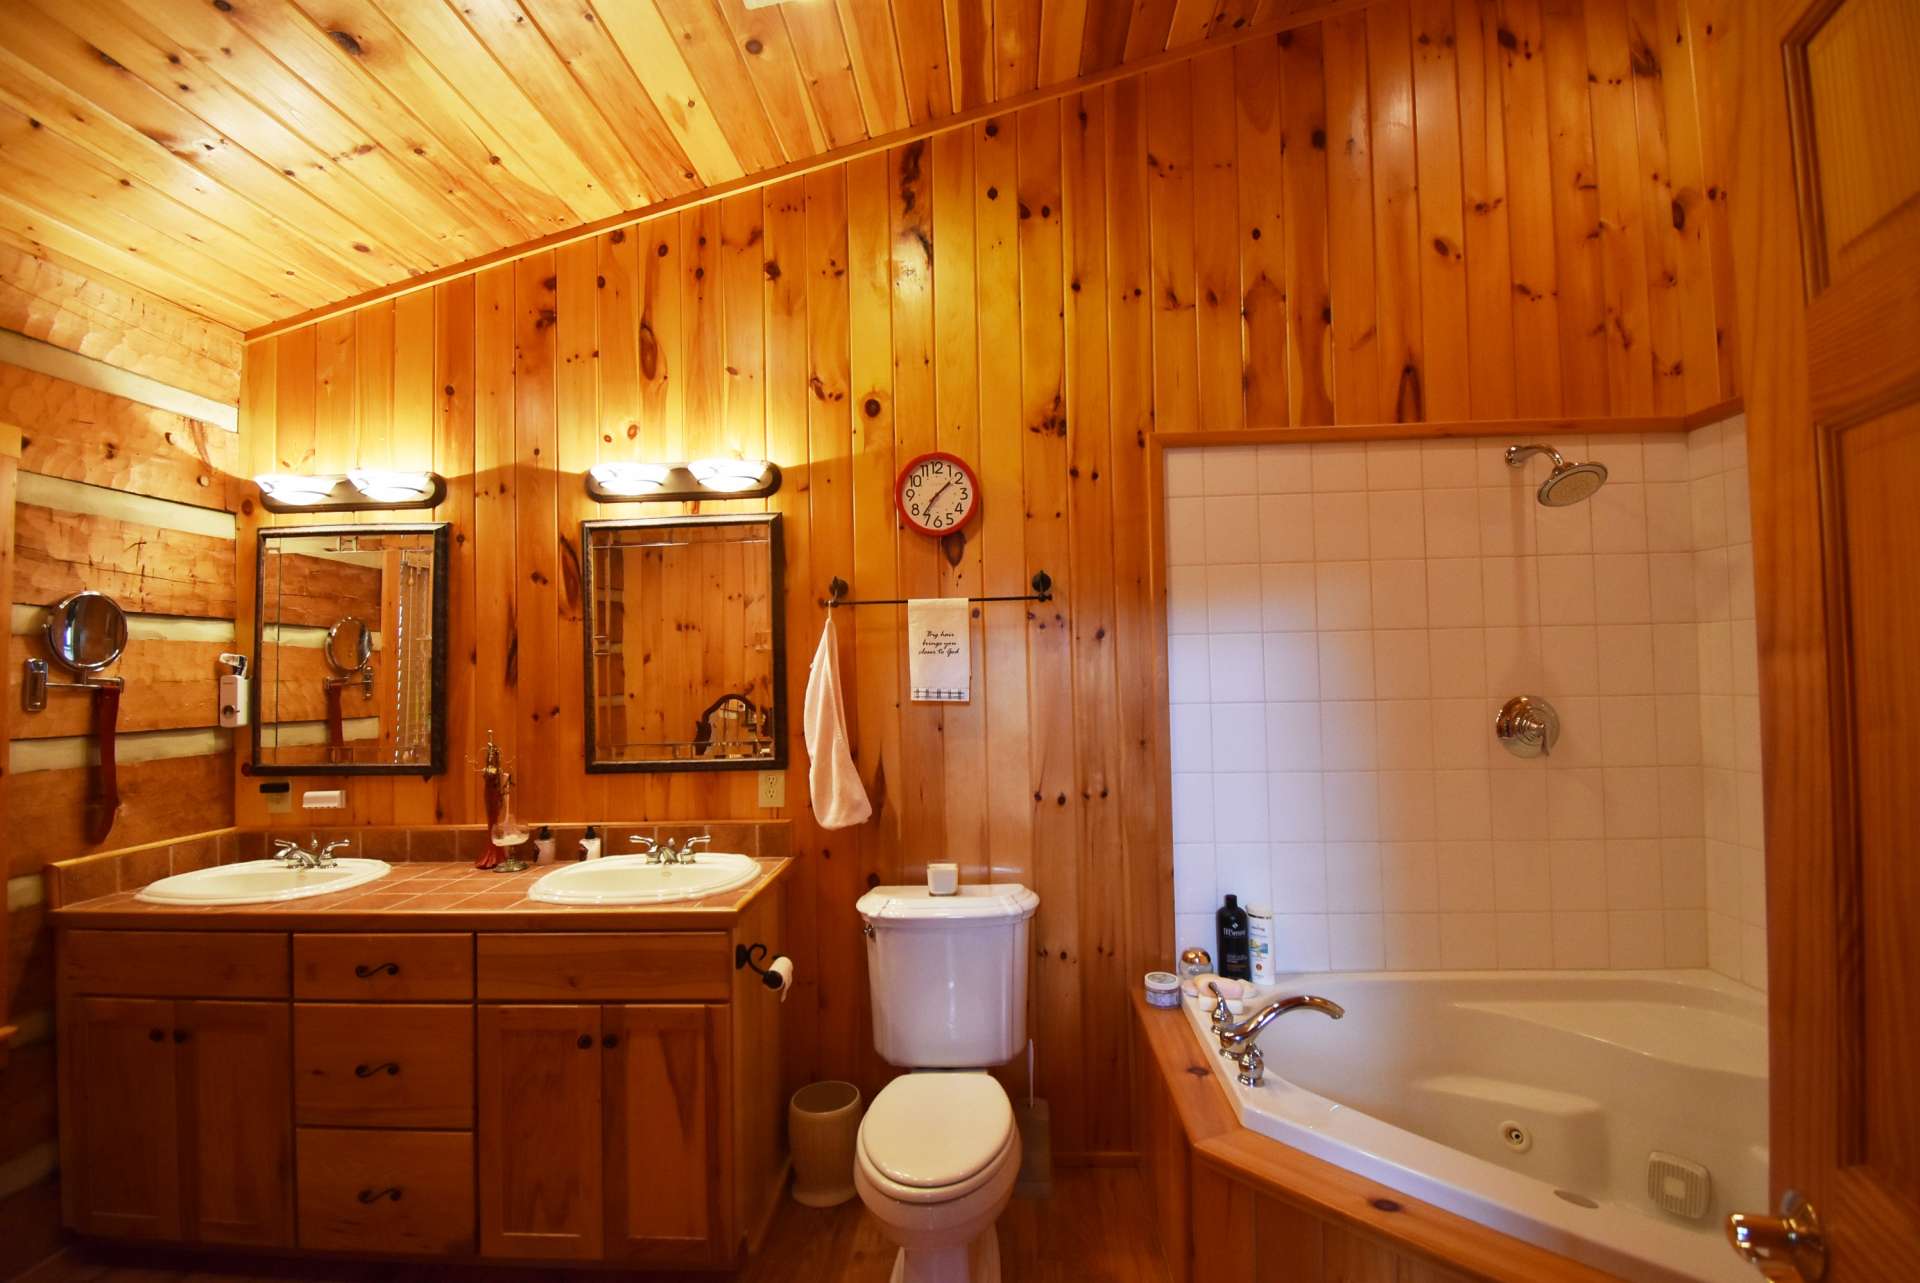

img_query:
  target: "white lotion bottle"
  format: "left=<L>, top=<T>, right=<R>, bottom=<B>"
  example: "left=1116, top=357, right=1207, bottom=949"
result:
left=1247, top=903, right=1275, bottom=985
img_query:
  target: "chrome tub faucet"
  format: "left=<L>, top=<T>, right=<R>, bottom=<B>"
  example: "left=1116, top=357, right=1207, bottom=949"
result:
left=1216, top=993, right=1346, bottom=1087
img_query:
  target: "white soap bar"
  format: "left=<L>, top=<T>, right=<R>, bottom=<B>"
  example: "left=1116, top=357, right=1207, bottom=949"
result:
left=302, top=789, right=346, bottom=810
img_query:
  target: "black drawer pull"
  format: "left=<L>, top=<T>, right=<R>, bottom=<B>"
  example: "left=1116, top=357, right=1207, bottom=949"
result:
left=602, top=1034, right=619, bottom=1049
left=356, top=1187, right=403, bottom=1204
left=354, top=1062, right=401, bottom=1078
left=576, top=1033, right=593, bottom=1050
left=148, top=1028, right=165, bottom=1043
left=354, top=962, right=400, bottom=978
left=172, top=1029, right=190, bottom=1044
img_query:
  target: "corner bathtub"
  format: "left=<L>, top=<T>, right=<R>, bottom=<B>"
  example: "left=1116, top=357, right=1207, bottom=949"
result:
left=1182, top=971, right=1766, bottom=1283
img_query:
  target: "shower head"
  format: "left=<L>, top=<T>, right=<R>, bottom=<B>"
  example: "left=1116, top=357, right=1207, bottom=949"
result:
left=1506, top=444, right=1609, bottom=507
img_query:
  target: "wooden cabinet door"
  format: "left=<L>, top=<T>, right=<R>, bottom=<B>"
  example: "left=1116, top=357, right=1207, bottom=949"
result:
left=477, top=1004, right=605, bottom=1259
left=59, top=997, right=181, bottom=1240
left=176, top=1000, right=292, bottom=1246
left=603, top=1004, right=727, bottom=1266
left=1727, top=0, right=1920, bottom=1279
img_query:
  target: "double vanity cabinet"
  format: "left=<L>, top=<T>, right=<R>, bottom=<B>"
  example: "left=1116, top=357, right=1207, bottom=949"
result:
left=52, top=861, right=789, bottom=1270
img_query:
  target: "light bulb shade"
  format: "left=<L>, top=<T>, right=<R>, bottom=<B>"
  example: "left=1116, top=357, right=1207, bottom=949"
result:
left=254, top=473, right=341, bottom=506
left=588, top=462, right=672, bottom=496
left=688, top=458, right=774, bottom=492
left=348, top=469, right=436, bottom=503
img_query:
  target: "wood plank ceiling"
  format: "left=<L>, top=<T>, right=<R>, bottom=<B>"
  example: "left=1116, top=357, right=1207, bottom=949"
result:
left=0, top=0, right=1326, bottom=332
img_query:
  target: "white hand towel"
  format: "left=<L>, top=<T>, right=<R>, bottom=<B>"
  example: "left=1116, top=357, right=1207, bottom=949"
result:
left=907, top=597, right=971, bottom=702
left=804, top=615, right=872, bottom=830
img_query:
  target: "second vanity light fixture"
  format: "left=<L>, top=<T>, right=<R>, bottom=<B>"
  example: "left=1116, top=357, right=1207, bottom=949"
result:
left=255, top=470, right=447, bottom=513
left=587, top=458, right=782, bottom=503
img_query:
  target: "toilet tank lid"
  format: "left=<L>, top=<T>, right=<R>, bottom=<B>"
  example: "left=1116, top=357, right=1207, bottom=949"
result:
left=856, top=883, right=1039, bottom=924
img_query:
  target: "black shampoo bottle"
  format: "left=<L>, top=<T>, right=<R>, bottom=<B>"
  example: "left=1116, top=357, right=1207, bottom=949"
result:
left=1216, top=894, right=1251, bottom=979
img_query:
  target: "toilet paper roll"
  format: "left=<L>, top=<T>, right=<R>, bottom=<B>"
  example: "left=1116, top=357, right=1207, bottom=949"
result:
left=766, top=955, right=795, bottom=1003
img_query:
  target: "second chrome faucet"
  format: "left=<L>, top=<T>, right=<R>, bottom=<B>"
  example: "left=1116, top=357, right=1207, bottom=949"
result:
left=1214, top=993, right=1346, bottom=1087
left=629, top=833, right=712, bottom=866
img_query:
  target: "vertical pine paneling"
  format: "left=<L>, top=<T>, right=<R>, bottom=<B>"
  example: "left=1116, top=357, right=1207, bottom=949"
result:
left=1061, top=87, right=1128, bottom=1154
left=472, top=264, right=517, bottom=780
left=433, top=276, right=478, bottom=822
left=1370, top=1, right=1426, bottom=421
left=1322, top=13, right=1382, bottom=425
left=974, top=113, right=1034, bottom=896
left=931, top=128, right=988, bottom=875
left=1542, top=0, right=1612, bottom=412
left=1410, top=0, right=1471, bottom=422
left=1455, top=0, right=1519, bottom=419
left=1582, top=0, right=1656, bottom=413
left=1191, top=48, right=1245, bottom=431
left=888, top=140, right=948, bottom=866
left=512, top=256, right=560, bottom=820
left=1652, top=0, right=1723, bottom=411
left=1146, top=62, right=1200, bottom=435
left=1234, top=37, right=1291, bottom=427
left=553, top=240, right=601, bottom=823
left=1279, top=27, right=1335, bottom=426
left=1624, top=0, right=1686, bottom=413
left=1015, top=99, right=1081, bottom=1154
left=1498, top=0, right=1567, bottom=416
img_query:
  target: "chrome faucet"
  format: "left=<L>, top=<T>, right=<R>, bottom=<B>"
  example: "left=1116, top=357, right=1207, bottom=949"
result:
left=1216, top=994, right=1346, bottom=1087
left=631, top=834, right=710, bottom=865
left=677, top=835, right=711, bottom=864
left=270, top=837, right=350, bottom=870
left=630, top=835, right=663, bottom=865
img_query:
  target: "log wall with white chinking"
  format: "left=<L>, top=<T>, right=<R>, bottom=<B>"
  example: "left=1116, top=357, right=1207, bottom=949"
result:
left=235, top=0, right=1737, bottom=1163
left=0, top=250, right=244, bottom=1280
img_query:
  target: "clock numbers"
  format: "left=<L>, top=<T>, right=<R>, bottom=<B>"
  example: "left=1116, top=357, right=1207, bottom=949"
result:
left=897, top=453, right=980, bottom=536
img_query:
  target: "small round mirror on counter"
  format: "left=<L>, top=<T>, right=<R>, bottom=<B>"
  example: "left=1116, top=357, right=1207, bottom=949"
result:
left=324, top=616, right=373, bottom=674
left=44, top=590, right=128, bottom=673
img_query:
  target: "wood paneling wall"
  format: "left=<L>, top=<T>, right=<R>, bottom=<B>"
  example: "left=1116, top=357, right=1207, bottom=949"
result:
left=237, top=0, right=1735, bottom=1161
left=0, top=256, right=242, bottom=1277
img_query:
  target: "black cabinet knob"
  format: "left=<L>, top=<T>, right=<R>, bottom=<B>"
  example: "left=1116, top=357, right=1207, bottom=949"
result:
left=576, top=1033, right=593, bottom=1050
left=602, top=1034, right=619, bottom=1049
left=172, top=1029, right=190, bottom=1044
left=148, top=1028, right=165, bottom=1042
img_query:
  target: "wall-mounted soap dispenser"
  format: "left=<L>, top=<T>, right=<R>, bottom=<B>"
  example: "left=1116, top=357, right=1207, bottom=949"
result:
left=218, top=652, right=250, bottom=728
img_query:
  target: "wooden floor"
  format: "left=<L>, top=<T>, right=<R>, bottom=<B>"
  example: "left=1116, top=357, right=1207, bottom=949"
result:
left=18, top=1167, right=1171, bottom=1283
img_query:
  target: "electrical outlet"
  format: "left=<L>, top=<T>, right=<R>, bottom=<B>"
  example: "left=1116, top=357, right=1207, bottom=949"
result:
left=756, top=771, right=786, bottom=809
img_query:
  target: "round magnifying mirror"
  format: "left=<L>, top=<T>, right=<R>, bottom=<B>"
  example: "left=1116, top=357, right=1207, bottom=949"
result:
left=44, top=591, right=129, bottom=673
left=325, top=616, right=373, bottom=674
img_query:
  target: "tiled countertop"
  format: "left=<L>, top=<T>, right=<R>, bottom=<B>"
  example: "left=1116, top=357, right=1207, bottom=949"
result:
left=50, top=857, right=791, bottom=931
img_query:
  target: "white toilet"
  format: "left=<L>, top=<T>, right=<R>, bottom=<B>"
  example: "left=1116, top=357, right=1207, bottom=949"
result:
left=852, top=882, right=1040, bottom=1283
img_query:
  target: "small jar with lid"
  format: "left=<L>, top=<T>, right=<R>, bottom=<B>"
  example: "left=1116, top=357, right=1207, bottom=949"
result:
left=1144, top=971, right=1182, bottom=1009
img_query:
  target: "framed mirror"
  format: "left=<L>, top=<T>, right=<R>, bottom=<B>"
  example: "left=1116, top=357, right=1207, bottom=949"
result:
left=253, top=523, right=449, bottom=775
left=583, top=514, right=786, bottom=772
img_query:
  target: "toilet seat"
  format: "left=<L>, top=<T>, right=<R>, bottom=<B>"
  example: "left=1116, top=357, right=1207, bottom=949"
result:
left=857, top=1073, right=1017, bottom=1205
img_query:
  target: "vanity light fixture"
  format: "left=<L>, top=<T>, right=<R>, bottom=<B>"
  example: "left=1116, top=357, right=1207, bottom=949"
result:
left=584, top=459, right=782, bottom=503
left=348, top=469, right=437, bottom=504
left=587, top=461, right=673, bottom=496
left=689, top=457, right=776, bottom=492
left=254, top=470, right=448, bottom=513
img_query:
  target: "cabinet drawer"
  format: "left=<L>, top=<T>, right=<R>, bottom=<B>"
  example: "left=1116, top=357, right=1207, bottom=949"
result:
left=296, top=1128, right=474, bottom=1256
left=294, top=933, right=473, bottom=1000
left=476, top=933, right=730, bottom=1001
left=294, top=1004, right=473, bottom=1129
left=59, top=930, right=288, bottom=998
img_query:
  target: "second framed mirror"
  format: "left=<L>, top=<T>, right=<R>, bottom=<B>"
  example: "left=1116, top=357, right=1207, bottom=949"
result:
left=583, top=514, right=785, bottom=772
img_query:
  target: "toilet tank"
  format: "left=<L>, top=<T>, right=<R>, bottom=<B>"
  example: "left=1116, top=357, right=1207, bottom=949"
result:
left=856, top=884, right=1040, bottom=1068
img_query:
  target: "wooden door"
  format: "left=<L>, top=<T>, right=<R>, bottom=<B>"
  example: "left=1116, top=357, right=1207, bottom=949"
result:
left=1728, top=0, right=1920, bottom=1278
left=176, top=1000, right=293, bottom=1246
left=59, top=997, right=181, bottom=1240
left=602, top=1004, right=727, bottom=1266
left=477, top=1004, right=605, bottom=1259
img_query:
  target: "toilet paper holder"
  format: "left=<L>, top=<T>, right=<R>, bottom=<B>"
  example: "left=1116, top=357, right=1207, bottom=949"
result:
left=735, top=942, right=790, bottom=991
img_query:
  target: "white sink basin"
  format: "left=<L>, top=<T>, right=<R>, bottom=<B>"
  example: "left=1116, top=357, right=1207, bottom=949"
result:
left=529, top=852, right=760, bottom=905
left=135, top=858, right=391, bottom=906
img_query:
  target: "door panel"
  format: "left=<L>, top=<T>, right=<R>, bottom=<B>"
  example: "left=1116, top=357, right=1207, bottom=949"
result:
left=477, top=1004, right=604, bottom=1259
left=604, top=1004, right=725, bottom=1264
left=60, top=997, right=180, bottom=1239
left=1732, top=0, right=1920, bottom=1276
left=177, top=999, right=292, bottom=1246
